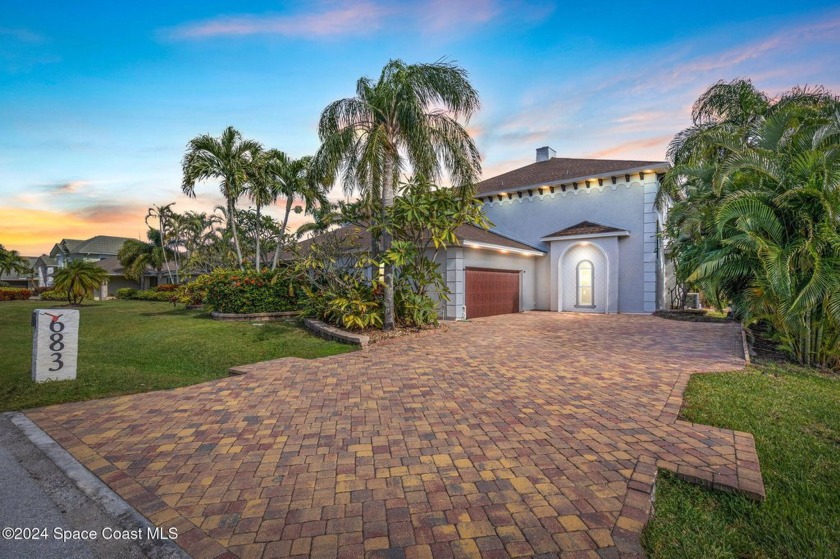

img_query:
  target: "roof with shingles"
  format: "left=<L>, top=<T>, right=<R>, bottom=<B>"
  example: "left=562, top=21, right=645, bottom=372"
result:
left=72, top=236, right=134, bottom=255
left=542, top=221, right=629, bottom=239
left=0, top=256, right=36, bottom=281
left=476, top=157, right=668, bottom=196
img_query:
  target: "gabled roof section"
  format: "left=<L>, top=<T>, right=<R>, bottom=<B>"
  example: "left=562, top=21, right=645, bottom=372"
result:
left=542, top=221, right=630, bottom=241
left=72, top=235, right=134, bottom=256
left=476, top=157, right=668, bottom=196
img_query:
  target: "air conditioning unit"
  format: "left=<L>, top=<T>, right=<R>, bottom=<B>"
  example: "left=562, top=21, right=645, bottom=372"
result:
left=685, top=293, right=701, bottom=309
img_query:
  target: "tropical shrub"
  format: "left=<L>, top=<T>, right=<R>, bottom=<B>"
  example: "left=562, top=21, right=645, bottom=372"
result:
left=32, top=286, right=52, bottom=295
left=662, top=80, right=840, bottom=368
left=0, top=281, right=10, bottom=287
left=155, top=283, right=179, bottom=292
left=176, top=276, right=210, bottom=306
left=395, top=291, right=439, bottom=328
left=116, top=288, right=138, bottom=299
left=200, top=268, right=300, bottom=313
left=0, top=287, right=31, bottom=301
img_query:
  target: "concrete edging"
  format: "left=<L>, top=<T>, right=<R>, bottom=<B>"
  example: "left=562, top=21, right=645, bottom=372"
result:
left=303, top=318, right=369, bottom=347
left=211, top=310, right=299, bottom=321
left=3, top=412, right=190, bottom=559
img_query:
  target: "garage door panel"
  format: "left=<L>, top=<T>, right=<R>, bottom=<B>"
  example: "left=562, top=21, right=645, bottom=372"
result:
left=466, top=268, right=520, bottom=319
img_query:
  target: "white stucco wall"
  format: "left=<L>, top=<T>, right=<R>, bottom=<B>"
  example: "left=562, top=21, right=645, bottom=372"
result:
left=481, top=177, right=660, bottom=313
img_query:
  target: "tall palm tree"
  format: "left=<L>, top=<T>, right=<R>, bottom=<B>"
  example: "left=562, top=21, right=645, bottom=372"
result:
left=146, top=203, right=177, bottom=283
left=245, top=148, right=284, bottom=271
left=265, top=153, right=329, bottom=270
left=313, top=58, right=482, bottom=330
left=182, top=126, right=262, bottom=270
left=53, top=260, right=108, bottom=305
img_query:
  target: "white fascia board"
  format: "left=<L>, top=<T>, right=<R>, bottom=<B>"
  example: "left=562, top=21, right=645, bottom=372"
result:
left=541, top=230, right=630, bottom=242
left=478, top=163, right=670, bottom=199
left=462, top=241, right=545, bottom=256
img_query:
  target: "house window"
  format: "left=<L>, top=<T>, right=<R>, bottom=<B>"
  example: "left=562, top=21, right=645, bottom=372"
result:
left=576, top=260, right=594, bottom=307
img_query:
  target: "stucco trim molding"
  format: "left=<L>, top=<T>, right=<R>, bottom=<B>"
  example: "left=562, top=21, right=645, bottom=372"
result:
left=542, top=230, right=629, bottom=242
left=462, top=241, right=545, bottom=257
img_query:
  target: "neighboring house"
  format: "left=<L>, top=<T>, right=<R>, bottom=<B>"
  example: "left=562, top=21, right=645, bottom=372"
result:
left=0, top=256, right=38, bottom=288
left=294, top=147, right=673, bottom=320
left=33, top=235, right=147, bottom=297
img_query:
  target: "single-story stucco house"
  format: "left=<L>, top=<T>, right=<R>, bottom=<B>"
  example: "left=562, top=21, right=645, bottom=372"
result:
left=295, top=147, right=673, bottom=320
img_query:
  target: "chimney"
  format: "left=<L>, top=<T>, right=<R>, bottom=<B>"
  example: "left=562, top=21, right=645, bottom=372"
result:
left=536, top=146, right=555, bottom=162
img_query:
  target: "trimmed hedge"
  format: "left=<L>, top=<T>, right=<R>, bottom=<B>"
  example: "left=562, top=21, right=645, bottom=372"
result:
left=0, top=287, right=31, bottom=301
left=200, top=269, right=300, bottom=314
left=116, top=288, right=137, bottom=299
left=116, top=288, right=173, bottom=302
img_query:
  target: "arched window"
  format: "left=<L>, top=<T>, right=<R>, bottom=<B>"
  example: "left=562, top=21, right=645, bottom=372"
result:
left=576, top=260, right=594, bottom=307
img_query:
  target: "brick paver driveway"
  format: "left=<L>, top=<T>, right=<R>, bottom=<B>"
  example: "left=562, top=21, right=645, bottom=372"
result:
left=28, top=313, right=764, bottom=559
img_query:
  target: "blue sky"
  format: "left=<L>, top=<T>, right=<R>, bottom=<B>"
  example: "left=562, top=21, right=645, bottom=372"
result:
left=1, top=0, right=839, bottom=254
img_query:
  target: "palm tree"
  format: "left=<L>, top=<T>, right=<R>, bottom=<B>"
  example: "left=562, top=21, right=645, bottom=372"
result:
left=313, top=58, right=482, bottom=330
left=245, top=147, right=282, bottom=271
left=146, top=203, right=177, bottom=283
left=0, top=244, right=32, bottom=277
left=663, top=81, right=840, bottom=367
left=117, top=231, right=169, bottom=284
left=53, top=260, right=108, bottom=305
left=181, top=126, right=262, bottom=270
left=265, top=153, right=329, bottom=270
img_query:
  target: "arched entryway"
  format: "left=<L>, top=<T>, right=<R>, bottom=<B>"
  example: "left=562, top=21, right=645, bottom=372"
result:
left=559, top=243, right=608, bottom=312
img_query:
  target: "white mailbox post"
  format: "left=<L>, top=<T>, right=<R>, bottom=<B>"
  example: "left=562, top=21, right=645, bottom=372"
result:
left=32, top=309, right=79, bottom=382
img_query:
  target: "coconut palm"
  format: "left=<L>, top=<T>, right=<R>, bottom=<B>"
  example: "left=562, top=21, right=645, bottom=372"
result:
left=313, top=58, right=481, bottom=330
left=181, top=126, right=262, bottom=270
left=53, top=260, right=108, bottom=305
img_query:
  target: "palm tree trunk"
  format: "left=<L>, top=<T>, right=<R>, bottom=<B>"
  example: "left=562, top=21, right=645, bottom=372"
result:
left=382, top=156, right=395, bottom=331
left=159, top=216, right=175, bottom=284
left=228, top=198, right=245, bottom=270
left=255, top=203, right=262, bottom=272
left=272, top=196, right=294, bottom=271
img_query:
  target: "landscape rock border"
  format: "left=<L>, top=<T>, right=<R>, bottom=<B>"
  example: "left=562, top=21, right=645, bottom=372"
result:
left=303, top=318, right=369, bottom=347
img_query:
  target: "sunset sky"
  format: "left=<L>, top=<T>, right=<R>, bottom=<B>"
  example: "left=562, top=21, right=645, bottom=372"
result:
left=1, top=1, right=838, bottom=256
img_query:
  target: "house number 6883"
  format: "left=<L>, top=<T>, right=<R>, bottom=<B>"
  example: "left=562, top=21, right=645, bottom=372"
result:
left=48, top=319, right=65, bottom=371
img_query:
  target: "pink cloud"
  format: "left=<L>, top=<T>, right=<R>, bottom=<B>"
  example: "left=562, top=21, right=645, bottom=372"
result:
left=166, top=3, right=389, bottom=40
left=583, top=136, right=672, bottom=160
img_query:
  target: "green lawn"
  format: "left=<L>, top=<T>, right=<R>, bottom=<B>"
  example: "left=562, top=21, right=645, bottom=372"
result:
left=642, top=362, right=839, bottom=559
left=0, top=300, right=353, bottom=411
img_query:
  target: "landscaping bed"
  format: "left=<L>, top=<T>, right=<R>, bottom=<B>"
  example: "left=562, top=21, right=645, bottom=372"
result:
left=642, top=361, right=839, bottom=558
left=654, top=309, right=730, bottom=323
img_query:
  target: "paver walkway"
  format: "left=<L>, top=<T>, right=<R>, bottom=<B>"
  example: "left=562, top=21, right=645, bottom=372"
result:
left=28, top=313, right=764, bottom=559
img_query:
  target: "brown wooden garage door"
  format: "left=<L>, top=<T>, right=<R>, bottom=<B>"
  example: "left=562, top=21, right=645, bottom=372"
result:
left=466, top=267, right=520, bottom=319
